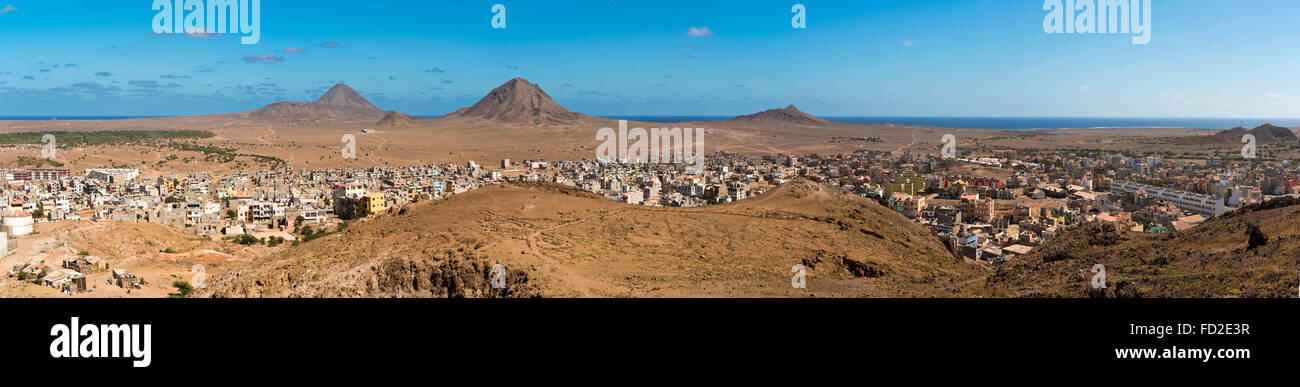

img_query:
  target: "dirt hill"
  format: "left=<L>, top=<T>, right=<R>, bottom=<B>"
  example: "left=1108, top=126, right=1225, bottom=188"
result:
left=250, top=83, right=385, bottom=122
left=441, top=78, right=585, bottom=125
left=375, top=110, right=414, bottom=126
left=728, top=105, right=830, bottom=126
left=202, top=178, right=982, bottom=298
left=1178, top=123, right=1298, bottom=146
left=971, top=197, right=1300, bottom=297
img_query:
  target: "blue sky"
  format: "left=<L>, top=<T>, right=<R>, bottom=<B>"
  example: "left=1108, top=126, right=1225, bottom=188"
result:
left=0, top=0, right=1297, bottom=117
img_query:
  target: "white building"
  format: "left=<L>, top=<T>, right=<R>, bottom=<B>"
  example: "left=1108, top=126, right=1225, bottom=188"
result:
left=248, top=202, right=274, bottom=223
left=1112, top=180, right=1225, bottom=217
left=1, top=232, right=10, bottom=257
left=85, top=168, right=141, bottom=183
left=1, top=211, right=34, bottom=236
left=623, top=189, right=644, bottom=205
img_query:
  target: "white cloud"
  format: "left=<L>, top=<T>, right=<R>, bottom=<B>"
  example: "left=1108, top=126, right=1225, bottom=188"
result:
left=0, top=4, right=17, bottom=14
left=242, top=54, right=284, bottom=64
left=899, top=40, right=915, bottom=47
left=687, top=27, right=714, bottom=37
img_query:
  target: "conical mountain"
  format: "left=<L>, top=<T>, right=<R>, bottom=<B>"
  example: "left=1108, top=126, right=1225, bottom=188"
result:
left=251, top=83, right=385, bottom=122
left=443, top=78, right=584, bottom=125
left=316, top=84, right=383, bottom=115
left=729, top=104, right=829, bottom=125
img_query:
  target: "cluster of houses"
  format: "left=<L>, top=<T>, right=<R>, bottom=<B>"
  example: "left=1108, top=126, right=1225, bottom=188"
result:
left=5, top=253, right=140, bottom=295
left=0, top=163, right=506, bottom=242
left=853, top=150, right=1300, bottom=263
left=3, top=145, right=1298, bottom=281
left=529, top=154, right=792, bottom=207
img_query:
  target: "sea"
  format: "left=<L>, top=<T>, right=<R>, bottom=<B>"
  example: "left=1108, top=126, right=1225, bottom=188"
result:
left=607, top=116, right=1300, bottom=130
left=0, top=116, right=166, bottom=121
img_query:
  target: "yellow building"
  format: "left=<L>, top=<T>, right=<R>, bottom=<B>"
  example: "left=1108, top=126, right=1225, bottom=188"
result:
left=357, top=192, right=386, bottom=217
left=885, top=176, right=926, bottom=196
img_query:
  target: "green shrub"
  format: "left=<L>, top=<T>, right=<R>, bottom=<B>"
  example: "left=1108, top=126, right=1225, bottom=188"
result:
left=170, top=281, right=194, bottom=298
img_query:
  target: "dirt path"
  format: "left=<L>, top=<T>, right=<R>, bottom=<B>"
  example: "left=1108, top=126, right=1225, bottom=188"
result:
left=365, top=135, right=389, bottom=165
left=895, top=127, right=920, bottom=154
left=502, top=208, right=629, bottom=296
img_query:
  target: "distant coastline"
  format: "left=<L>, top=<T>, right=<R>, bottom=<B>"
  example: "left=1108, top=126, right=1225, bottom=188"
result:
left=0, top=116, right=167, bottom=121
left=609, top=116, right=1300, bottom=130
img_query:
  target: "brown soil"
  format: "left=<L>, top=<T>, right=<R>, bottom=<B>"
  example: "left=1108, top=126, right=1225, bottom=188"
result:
left=202, top=178, right=984, bottom=298
left=970, top=198, right=1300, bottom=298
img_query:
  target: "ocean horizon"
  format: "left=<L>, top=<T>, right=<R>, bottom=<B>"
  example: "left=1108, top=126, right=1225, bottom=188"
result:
left=0, top=116, right=168, bottom=121
left=607, top=116, right=1300, bottom=130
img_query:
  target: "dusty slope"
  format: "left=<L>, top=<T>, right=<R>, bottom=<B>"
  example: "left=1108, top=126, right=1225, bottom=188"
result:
left=971, top=197, right=1300, bottom=298
left=203, top=179, right=982, bottom=298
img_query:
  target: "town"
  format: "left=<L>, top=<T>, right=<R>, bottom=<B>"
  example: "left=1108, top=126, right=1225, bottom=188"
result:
left=3, top=141, right=1297, bottom=295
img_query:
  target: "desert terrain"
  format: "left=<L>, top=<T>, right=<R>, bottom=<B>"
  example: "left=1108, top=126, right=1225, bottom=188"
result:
left=201, top=179, right=984, bottom=297
left=2, top=77, right=1298, bottom=298
left=6, top=116, right=1291, bottom=177
left=5, top=79, right=1293, bottom=178
left=0, top=220, right=271, bottom=297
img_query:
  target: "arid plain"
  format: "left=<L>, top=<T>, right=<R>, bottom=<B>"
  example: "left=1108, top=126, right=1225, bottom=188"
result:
left=2, top=78, right=1297, bottom=298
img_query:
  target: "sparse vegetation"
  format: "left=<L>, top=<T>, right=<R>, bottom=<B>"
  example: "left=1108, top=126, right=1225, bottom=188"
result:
left=234, top=234, right=263, bottom=245
left=170, top=281, right=194, bottom=298
left=0, top=130, right=214, bottom=146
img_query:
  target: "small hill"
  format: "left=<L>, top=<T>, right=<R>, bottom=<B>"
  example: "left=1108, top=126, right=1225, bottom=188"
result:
left=202, top=178, right=980, bottom=298
left=972, top=197, right=1300, bottom=297
left=375, top=110, right=414, bottom=127
left=441, top=78, right=585, bottom=125
left=251, top=83, right=385, bottom=122
left=728, top=105, right=829, bottom=126
left=1180, top=123, right=1298, bottom=145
